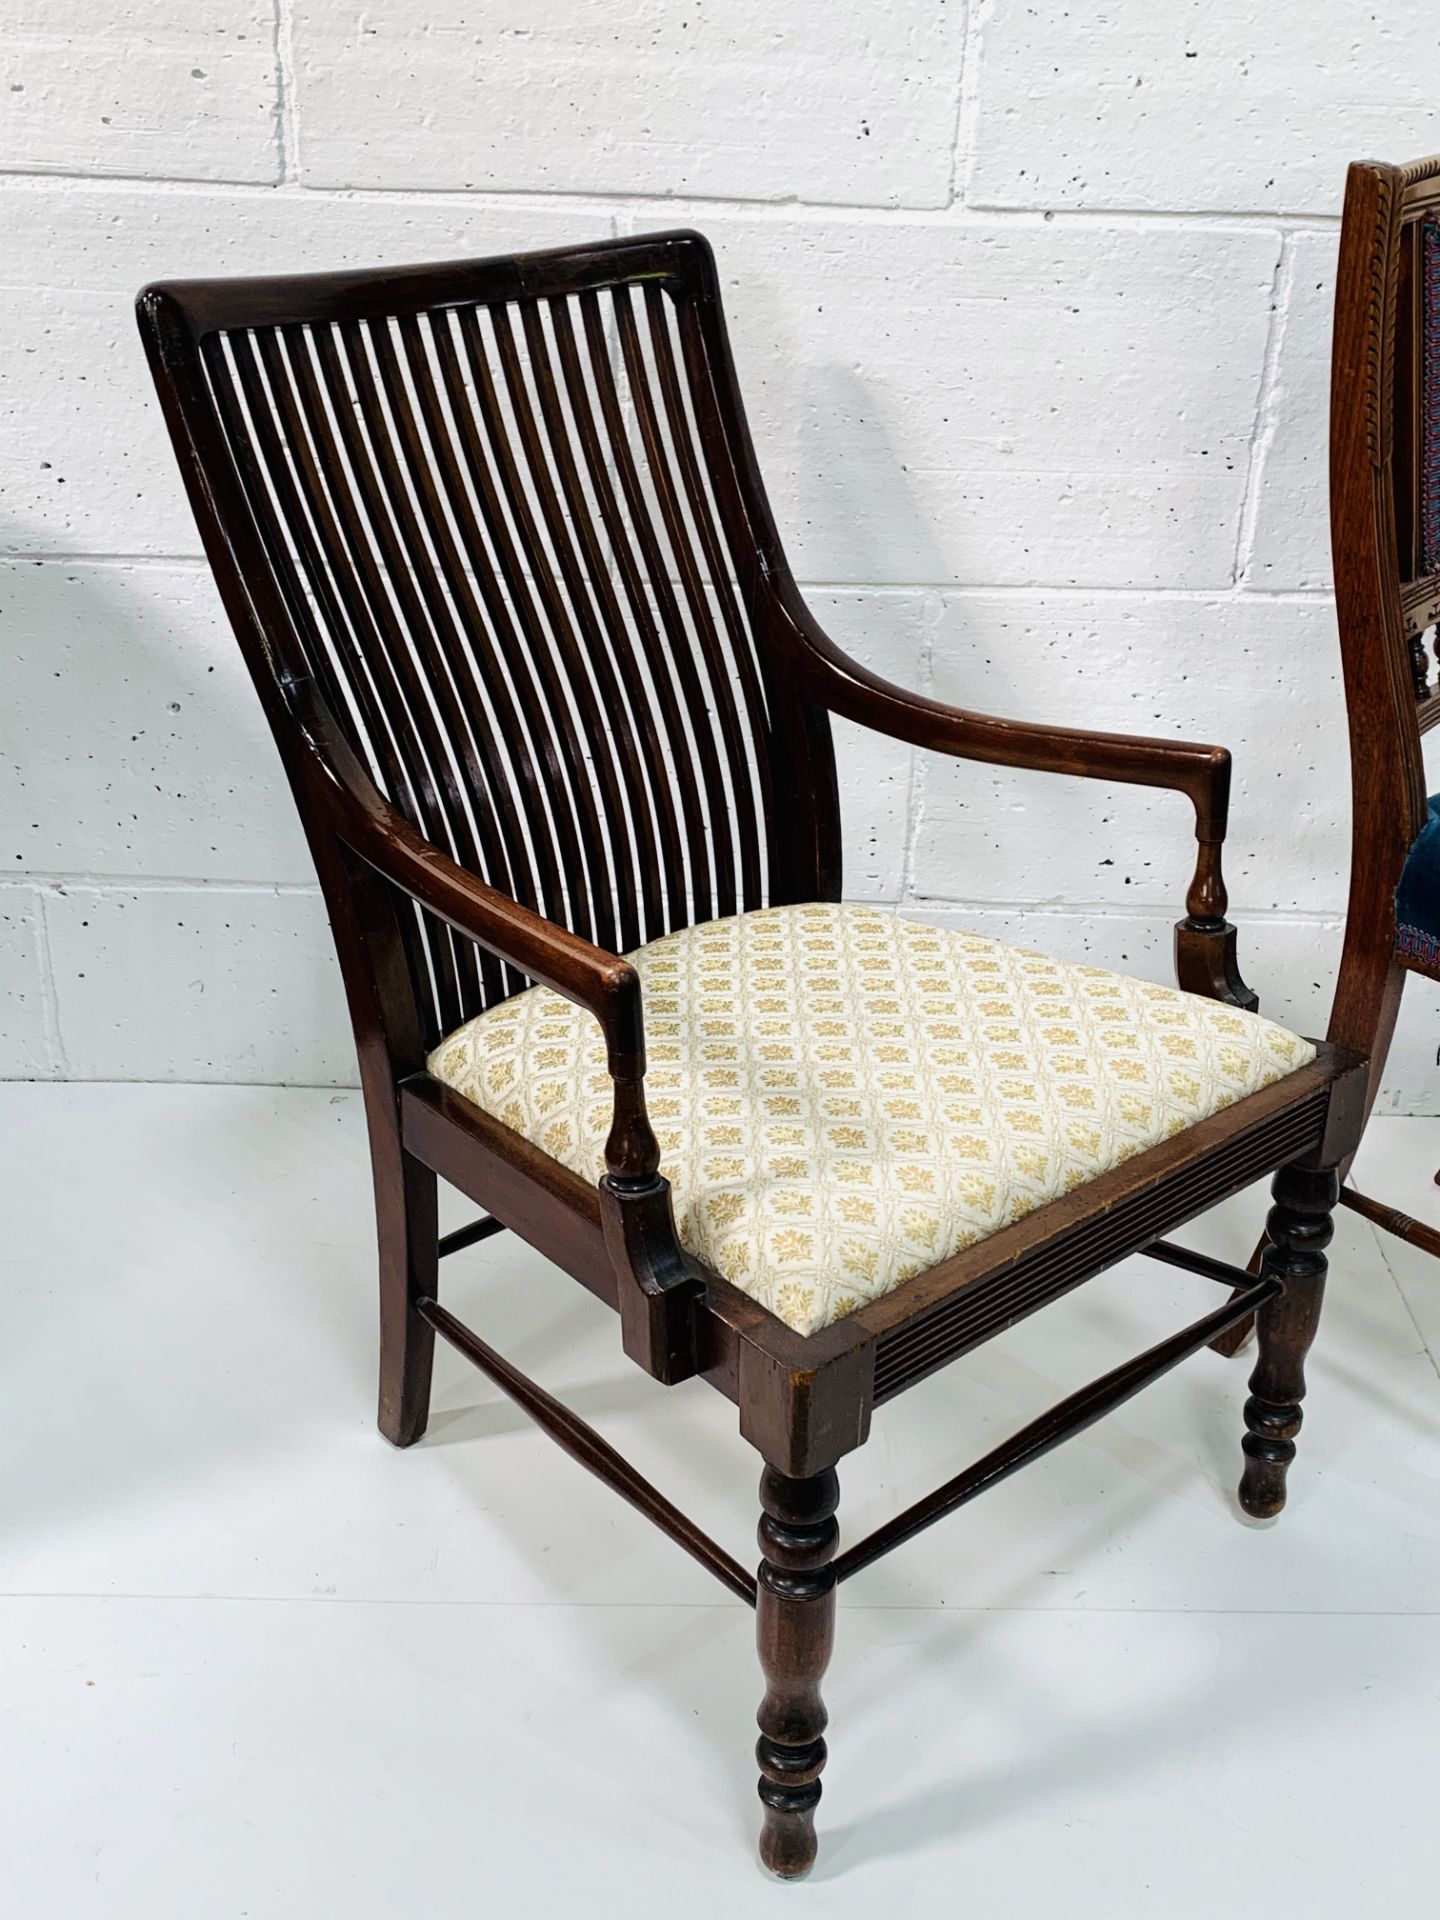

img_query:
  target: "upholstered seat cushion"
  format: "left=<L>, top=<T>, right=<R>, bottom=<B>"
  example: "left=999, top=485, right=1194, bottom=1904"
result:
left=427, top=904, right=1316, bottom=1337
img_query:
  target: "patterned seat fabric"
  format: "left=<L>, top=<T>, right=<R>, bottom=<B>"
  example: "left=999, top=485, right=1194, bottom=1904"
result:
left=428, top=904, right=1316, bottom=1336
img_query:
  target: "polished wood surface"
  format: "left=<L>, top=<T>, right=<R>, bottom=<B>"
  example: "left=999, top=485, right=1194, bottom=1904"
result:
left=1213, top=154, right=1440, bottom=1363
left=755, top=1467, right=838, bottom=1879
left=138, top=231, right=1366, bottom=1873
left=1239, top=1163, right=1339, bottom=1518
left=1326, top=159, right=1434, bottom=1100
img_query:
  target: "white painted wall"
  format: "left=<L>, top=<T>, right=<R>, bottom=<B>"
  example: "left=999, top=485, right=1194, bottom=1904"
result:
left=1, top=3, right=1436, bottom=1107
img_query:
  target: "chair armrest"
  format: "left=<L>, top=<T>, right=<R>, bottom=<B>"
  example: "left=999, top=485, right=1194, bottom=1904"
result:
left=787, top=603, right=1232, bottom=839
left=782, top=598, right=1255, bottom=1009
left=339, top=786, right=663, bottom=1183
left=290, top=682, right=660, bottom=1180
left=337, top=782, right=642, bottom=1050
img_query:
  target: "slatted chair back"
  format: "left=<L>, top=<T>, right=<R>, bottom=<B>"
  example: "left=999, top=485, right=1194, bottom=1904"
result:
left=138, top=233, right=840, bottom=1048
left=1328, top=157, right=1440, bottom=1076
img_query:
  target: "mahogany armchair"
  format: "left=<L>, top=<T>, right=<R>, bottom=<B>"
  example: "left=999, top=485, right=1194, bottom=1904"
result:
left=137, top=232, right=1364, bottom=1877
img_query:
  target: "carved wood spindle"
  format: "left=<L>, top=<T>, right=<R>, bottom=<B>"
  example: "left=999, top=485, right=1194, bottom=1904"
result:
left=1239, top=1161, right=1338, bottom=1517
left=755, top=1465, right=839, bottom=1878
left=1174, top=837, right=1259, bottom=1012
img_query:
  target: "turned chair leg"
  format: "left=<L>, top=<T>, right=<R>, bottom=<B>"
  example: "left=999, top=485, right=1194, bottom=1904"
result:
left=1239, top=1161, right=1338, bottom=1518
left=755, top=1465, right=839, bottom=1879
left=375, top=1139, right=439, bottom=1448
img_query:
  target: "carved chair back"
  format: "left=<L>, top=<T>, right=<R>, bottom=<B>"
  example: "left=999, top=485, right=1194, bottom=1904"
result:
left=139, top=233, right=840, bottom=1055
left=1329, top=157, right=1440, bottom=1087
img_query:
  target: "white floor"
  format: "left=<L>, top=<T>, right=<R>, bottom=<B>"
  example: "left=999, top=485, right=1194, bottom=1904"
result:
left=2, top=1086, right=1438, bottom=1918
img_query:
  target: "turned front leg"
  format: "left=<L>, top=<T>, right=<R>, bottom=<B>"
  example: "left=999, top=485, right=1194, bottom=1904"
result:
left=755, top=1465, right=839, bottom=1879
left=1239, top=1162, right=1338, bottom=1517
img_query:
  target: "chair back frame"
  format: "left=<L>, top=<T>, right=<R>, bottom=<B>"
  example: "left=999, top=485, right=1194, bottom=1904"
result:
left=1329, top=158, right=1440, bottom=1107
left=138, top=232, right=842, bottom=1058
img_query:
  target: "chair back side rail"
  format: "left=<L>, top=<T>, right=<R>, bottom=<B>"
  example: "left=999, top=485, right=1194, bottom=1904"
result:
left=1328, top=158, right=1440, bottom=1107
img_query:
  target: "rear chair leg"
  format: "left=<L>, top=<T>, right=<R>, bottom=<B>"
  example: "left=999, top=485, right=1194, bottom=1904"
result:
left=1239, top=1161, right=1338, bottom=1517
left=755, top=1465, right=839, bottom=1879
left=375, top=1141, right=439, bottom=1448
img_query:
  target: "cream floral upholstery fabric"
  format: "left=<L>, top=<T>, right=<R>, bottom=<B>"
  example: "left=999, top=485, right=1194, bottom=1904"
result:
left=427, top=904, right=1315, bottom=1338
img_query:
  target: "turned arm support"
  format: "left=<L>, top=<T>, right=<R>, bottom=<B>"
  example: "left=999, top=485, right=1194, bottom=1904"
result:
left=785, top=603, right=1256, bottom=1009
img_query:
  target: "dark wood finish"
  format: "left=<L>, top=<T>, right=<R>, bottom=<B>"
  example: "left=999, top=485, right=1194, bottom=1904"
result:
left=376, top=1146, right=439, bottom=1448
left=400, top=1076, right=616, bottom=1302
left=1215, top=154, right=1440, bottom=1357
left=1239, top=1163, right=1339, bottom=1517
left=437, top=1214, right=506, bottom=1259
left=1328, top=157, right=1440, bottom=1267
left=755, top=1466, right=839, bottom=1879
left=598, top=1171, right=706, bottom=1386
left=137, top=230, right=1366, bottom=1874
left=862, top=1064, right=1347, bottom=1404
left=1326, top=159, right=1434, bottom=1130
left=1141, top=1239, right=1264, bottom=1289
left=1339, top=1183, right=1440, bottom=1259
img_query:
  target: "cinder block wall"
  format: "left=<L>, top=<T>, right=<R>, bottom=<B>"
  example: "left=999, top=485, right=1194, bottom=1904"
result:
left=2, top=5, right=1435, bottom=1106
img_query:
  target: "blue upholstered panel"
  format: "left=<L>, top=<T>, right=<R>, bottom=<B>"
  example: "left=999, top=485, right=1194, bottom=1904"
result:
left=1396, top=792, right=1440, bottom=976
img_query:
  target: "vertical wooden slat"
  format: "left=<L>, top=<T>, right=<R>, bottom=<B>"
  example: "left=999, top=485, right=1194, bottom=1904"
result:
left=363, top=314, right=547, bottom=926
left=613, top=284, right=740, bottom=918
left=452, top=302, right=615, bottom=946
left=670, top=288, right=837, bottom=904
left=565, top=291, right=696, bottom=935
left=263, top=322, right=492, bottom=1010
left=301, top=320, right=487, bottom=1030
left=411, top=309, right=578, bottom=940
left=258, top=322, right=471, bottom=1026
left=204, top=329, right=463, bottom=1029
left=523, top=297, right=669, bottom=950
left=576, top=290, right=714, bottom=926
left=643, top=283, right=770, bottom=909
left=434, top=306, right=599, bottom=937
left=488, top=297, right=656, bottom=954
left=197, top=243, right=796, bottom=1040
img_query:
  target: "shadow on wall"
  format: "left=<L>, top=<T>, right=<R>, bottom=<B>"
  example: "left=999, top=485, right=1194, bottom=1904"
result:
left=790, top=357, right=1204, bottom=869
left=0, top=536, right=354, bottom=1085
left=784, top=365, right=1231, bottom=905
